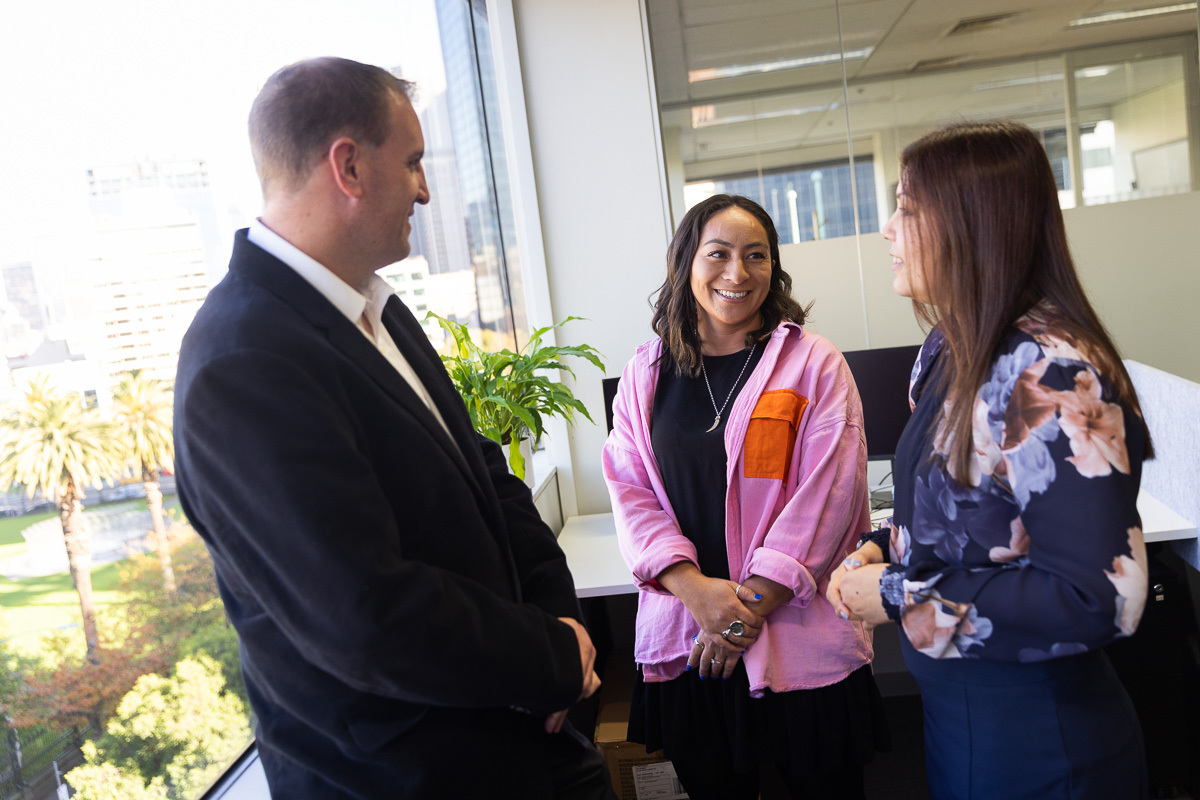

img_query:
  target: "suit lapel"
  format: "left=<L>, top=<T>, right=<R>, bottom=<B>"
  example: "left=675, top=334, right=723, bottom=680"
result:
left=379, top=297, right=504, bottom=519
left=380, top=298, right=522, bottom=596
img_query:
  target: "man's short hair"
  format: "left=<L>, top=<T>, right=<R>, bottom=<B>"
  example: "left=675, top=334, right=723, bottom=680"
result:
left=249, top=57, right=414, bottom=195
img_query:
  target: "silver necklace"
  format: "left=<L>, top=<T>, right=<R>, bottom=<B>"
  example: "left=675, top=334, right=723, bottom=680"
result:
left=700, top=342, right=757, bottom=433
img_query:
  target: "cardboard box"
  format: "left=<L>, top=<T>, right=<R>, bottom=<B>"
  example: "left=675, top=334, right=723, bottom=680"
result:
left=593, top=655, right=689, bottom=800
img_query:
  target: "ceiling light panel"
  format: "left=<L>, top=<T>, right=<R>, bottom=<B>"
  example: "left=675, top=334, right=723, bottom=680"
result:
left=1068, top=3, right=1197, bottom=27
left=688, top=47, right=874, bottom=83
left=690, top=102, right=839, bottom=128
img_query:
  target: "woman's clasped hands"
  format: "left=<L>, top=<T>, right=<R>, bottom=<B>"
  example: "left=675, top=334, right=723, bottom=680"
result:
left=682, top=574, right=765, bottom=681
left=826, top=540, right=890, bottom=627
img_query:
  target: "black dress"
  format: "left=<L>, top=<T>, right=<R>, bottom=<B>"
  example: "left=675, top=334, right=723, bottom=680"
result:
left=628, top=345, right=888, bottom=800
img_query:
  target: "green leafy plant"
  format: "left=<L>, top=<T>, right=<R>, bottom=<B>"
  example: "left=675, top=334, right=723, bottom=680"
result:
left=65, top=654, right=250, bottom=800
left=427, top=313, right=605, bottom=481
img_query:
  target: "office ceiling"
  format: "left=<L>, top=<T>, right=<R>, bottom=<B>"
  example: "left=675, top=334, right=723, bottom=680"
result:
left=647, top=0, right=1199, bottom=169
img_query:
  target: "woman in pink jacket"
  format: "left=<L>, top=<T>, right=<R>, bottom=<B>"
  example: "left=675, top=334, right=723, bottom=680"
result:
left=602, top=194, right=887, bottom=800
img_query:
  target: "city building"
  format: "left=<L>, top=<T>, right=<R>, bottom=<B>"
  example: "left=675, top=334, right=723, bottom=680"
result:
left=70, top=211, right=211, bottom=383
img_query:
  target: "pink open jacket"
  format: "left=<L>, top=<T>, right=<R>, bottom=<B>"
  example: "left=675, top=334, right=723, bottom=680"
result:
left=601, top=323, right=874, bottom=696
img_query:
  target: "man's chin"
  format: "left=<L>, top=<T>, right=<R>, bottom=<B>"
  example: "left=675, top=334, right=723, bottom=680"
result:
left=391, top=240, right=412, bottom=265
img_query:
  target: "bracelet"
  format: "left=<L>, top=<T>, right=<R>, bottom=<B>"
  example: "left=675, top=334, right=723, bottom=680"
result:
left=880, top=568, right=906, bottom=622
left=857, top=528, right=889, bottom=553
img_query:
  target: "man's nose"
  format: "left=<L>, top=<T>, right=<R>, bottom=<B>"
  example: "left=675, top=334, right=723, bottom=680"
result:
left=417, top=169, right=431, bottom=205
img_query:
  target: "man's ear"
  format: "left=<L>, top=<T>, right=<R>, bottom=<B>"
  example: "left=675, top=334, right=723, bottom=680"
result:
left=328, top=137, right=364, bottom=199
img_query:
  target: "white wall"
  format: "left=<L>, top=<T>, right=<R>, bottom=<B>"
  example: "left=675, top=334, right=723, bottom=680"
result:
left=513, top=0, right=672, bottom=515
left=1063, top=191, right=1200, bottom=383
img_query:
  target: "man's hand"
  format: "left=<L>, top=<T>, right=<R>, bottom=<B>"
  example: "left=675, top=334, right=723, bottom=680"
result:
left=559, top=616, right=601, bottom=698
left=546, top=664, right=600, bottom=734
left=546, top=617, right=602, bottom=734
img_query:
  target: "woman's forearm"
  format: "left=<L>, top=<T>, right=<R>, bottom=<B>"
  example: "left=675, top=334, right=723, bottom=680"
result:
left=655, top=560, right=705, bottom=606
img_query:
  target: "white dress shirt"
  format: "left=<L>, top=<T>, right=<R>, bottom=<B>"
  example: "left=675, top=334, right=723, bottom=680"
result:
left=248, top=219, right=456, bottom=444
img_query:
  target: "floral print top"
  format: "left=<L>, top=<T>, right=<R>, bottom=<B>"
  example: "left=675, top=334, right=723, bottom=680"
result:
left=875, top=314, right=1149, bottom=662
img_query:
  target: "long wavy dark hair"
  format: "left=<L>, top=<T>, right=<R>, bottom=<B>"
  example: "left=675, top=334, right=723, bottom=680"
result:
left=900, top=120, right=1153, bottom=478
left=651, top=194, right=809, bottom=377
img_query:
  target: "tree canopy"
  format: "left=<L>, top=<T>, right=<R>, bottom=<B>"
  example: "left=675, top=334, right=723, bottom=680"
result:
left=64, top=655, right=249, bottom=800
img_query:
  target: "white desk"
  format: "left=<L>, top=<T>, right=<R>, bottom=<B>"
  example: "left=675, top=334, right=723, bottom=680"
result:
left=558, top=513, right=637, bottom=597
left=1138, top=491, right=1197, bottom=543
left=559, top=490, right=1197, bottom=597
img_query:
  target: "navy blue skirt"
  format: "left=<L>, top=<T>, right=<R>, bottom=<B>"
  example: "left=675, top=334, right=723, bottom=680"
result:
left=902, top=635, right=1147, bottom=800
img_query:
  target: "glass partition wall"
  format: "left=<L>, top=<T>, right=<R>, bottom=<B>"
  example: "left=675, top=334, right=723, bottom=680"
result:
left=646, top=0, right=1200, bottom=349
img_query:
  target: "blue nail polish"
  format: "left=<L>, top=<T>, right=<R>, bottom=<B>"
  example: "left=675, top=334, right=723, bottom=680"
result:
left=699, top=675, right=706, bottom=681
left=740, top=650, right=745, bottom=654
left=839, top=611, right=849, bottom=620
left=754, top=593, right=762, bottom=600
left=685, top=664, right=692, bottom=670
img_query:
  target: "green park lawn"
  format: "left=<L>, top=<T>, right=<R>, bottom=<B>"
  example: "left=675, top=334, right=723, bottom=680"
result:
left=0, top=510, right=55, bottom=560
left=0, top=565, right=125, bottom=655
left=0, top=504, right=150, bottom=656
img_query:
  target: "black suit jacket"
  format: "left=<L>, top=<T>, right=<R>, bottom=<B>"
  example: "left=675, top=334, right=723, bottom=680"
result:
left=174, top=231, right=586, bottom=798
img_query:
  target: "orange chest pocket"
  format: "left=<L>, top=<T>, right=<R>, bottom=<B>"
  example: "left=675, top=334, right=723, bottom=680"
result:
left=744, top=389, right=809, bottom=482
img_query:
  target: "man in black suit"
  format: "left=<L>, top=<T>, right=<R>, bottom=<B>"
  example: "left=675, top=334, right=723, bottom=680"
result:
left=173, top=57, right=612, bottom=799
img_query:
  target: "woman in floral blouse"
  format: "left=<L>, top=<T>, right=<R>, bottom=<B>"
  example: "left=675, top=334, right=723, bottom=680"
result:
left=828, top=121, right=1154, bottom=799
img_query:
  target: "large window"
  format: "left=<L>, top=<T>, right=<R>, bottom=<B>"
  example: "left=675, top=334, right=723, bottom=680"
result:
left=407, top=0, right=529, bottom=352
left=0, top=1, right=523, bottom=797
left=686, top=158, right=879, bottom=243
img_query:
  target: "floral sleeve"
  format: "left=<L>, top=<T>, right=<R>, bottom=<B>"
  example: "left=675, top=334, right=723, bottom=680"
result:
left=885, top=329, right=1149, bottom=662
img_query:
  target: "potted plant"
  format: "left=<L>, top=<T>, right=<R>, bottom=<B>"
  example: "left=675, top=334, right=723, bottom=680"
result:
left=427, top=313, right=605, bottom=483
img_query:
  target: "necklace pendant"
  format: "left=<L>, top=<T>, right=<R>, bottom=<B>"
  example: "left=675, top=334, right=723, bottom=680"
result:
left=699, top=342, right=755, bottom=435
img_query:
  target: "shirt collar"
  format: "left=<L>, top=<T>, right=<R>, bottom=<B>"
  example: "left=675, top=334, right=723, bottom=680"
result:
left=361, top=274, right=397, bottom=332
left=248, top=218, right=367, bottom=324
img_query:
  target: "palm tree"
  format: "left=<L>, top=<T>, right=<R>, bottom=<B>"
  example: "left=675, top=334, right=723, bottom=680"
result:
left=0, top=377, right=126, bottom=661
left=110, top=370, right=177, bottom=592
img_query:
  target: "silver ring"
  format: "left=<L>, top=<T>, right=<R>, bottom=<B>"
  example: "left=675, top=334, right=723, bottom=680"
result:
left=711, top=658, right=723, bottom=666
left=692, top=638, right=703, bottom=649
left=721, top=620, right=746, bottom=639
left=734, top=583, right=742, bottom=597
